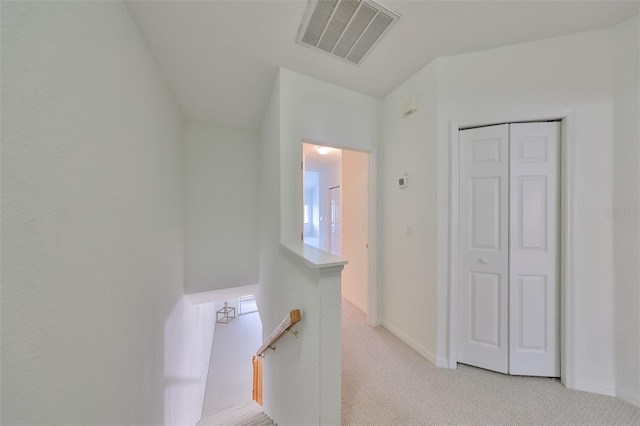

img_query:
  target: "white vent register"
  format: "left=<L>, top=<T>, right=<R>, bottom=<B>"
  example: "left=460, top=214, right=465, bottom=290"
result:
left=297, top=0, right=400, bottom=65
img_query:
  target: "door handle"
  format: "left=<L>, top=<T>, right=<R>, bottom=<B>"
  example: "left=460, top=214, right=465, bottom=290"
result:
left=478, top=258, right=489, bottom=265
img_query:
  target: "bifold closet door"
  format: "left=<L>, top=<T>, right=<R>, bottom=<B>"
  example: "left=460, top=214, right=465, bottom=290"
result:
left=508, top=122, right=560, bottom=377
left=458, top=124, right=510, bottom=374
left=458, top=122, right=560, bottom=377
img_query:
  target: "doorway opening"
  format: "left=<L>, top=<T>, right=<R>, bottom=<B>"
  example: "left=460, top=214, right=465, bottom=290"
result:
left=302, top=142, right=372, bottom=317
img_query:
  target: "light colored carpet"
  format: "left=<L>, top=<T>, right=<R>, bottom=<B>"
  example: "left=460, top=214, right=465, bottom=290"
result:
left=341, top=299, right=640, bottom=425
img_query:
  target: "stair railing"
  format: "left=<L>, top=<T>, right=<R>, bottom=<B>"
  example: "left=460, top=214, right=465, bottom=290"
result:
left=256, top=309, right=301, bottom=356
left=253, top=309, right=301, bottom=405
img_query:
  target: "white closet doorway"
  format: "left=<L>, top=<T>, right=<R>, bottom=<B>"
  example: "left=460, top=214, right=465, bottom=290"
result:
left=457, top=122, right=560, bottom=377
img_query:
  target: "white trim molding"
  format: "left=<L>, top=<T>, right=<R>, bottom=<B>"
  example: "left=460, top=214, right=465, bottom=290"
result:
left=368, top=148, right=381, bottom=327
left=616, top=386, right=640, bottom=408
left=448, top=120, right=460, bottom=370
left=575, top=381, right=616, bottom=397
left=560, top=111, right=577, bottom=390
left=447, top=109, right=577, bottom=389
left=383, top=321, right=446, bottom=367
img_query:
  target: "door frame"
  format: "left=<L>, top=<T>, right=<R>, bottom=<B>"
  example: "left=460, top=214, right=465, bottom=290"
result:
left=447, top=109, right=576, bottom=389
left=300, top=139, right=381, bottom=327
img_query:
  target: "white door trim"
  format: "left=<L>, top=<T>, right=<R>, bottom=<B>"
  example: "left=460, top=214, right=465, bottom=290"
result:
left=447, top=110, right=576, bottom=389
left=368, top=148, right=381, bottom=326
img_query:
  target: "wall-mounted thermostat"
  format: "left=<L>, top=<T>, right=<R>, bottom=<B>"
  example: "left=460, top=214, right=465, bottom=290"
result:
left=398, top=172, right=408, bottom=189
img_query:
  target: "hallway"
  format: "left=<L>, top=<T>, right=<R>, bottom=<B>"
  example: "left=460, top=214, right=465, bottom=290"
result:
left=341, top=300, right=640, bottom=425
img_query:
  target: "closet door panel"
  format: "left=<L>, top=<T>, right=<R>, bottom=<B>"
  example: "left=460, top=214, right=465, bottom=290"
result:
left=509, top=122, right=560, bottom=377
left=458, top=124, right=509, bottom=374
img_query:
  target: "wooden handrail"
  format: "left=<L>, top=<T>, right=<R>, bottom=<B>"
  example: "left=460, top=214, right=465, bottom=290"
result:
left=256, top=309, right=301, bottom=356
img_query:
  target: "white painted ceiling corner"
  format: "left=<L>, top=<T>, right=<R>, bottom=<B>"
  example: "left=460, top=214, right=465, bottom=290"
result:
left=125, top=1, right=639, bottom=130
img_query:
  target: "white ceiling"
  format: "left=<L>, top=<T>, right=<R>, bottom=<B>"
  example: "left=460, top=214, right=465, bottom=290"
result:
left=303, top=142, right=342, bottom=174
left=125, top=0, right=639, bottom=130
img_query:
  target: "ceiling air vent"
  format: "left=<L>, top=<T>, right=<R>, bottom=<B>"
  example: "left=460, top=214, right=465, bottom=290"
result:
left=297, top=0, right=400, bottom=65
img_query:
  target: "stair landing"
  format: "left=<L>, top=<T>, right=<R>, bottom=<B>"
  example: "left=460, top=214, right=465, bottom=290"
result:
left=198, top=402, right=275, bottom=426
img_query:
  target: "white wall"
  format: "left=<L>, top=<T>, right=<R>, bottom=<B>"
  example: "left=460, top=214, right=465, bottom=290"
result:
left=257, top=72, right=329, bottom=425
left=342, top=150, right=370, bottom=313
left=1, top=2, right=215, bottom=424
left=279, top=69, right=381, bottom=244
left=611, top=15, right=640, bottom=407
left=435, top=28, right=617, bottom=392
left=257, top=68, right=380, bottom=425
left=256, top=72, right=290, bottom=421
left=380, top=22, right=636, bottom=394
left=304, top=185, right=316, bottom=237
left=380, top=61, right=440, bottom=365
left=201, top=310, right=262, bottom=418
left=183, top=121, right=259, bottom=294
left=303, top=170, right=321, bottom=239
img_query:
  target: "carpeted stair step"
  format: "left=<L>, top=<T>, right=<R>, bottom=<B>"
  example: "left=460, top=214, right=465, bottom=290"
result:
left=198, top=401, right=276, bottom=426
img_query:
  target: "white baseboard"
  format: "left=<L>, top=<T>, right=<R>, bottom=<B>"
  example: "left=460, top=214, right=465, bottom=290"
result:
left=342, top=294, right=368, bottom=315
left=382, top=321, right=439, bottom=367
left=574, top=380, right=616, bottom=397
left=616, top=386, right=640, bottom=408
left=436, top=355, right=449, bottom=368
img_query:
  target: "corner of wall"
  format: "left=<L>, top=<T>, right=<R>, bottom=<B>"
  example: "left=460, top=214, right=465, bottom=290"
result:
left=380, top=57, right=441, bottom=365
left=611, top=13, right=640, bottom=407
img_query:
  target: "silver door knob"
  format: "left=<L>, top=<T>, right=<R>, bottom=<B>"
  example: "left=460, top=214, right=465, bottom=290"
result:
left=478, top=258, right=489, bottom=265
